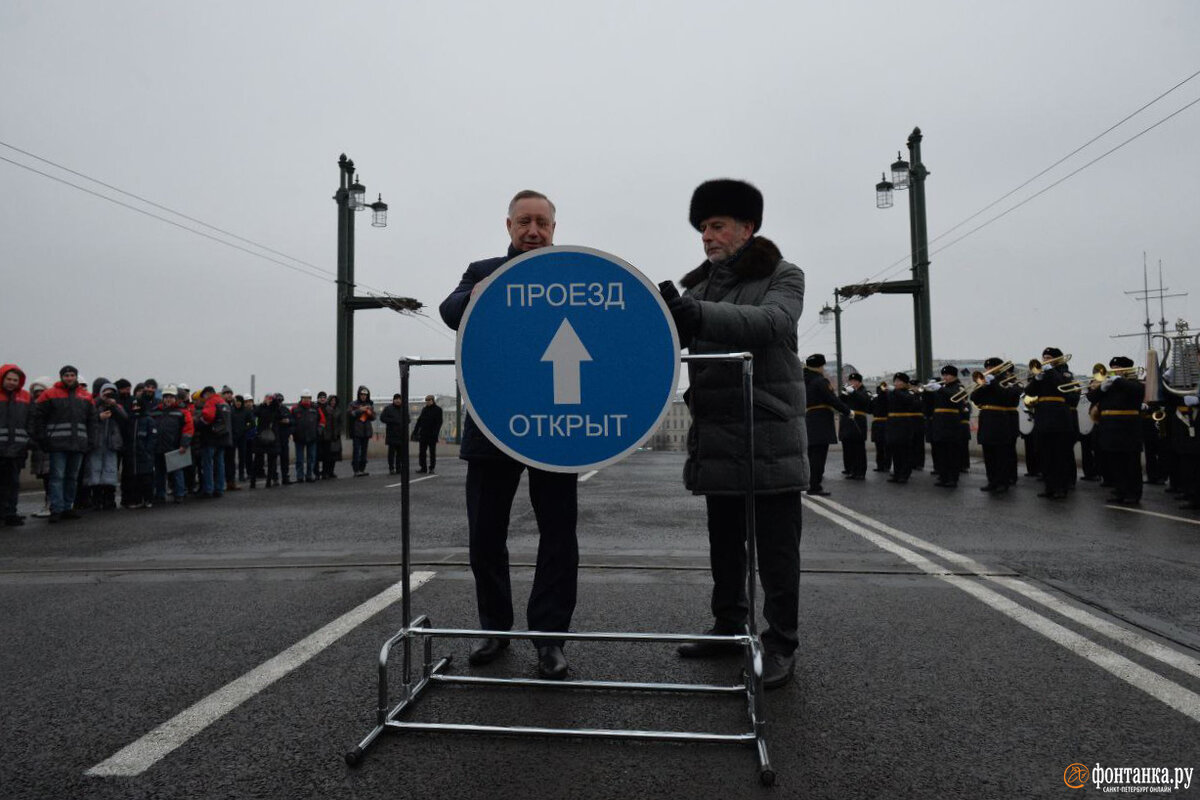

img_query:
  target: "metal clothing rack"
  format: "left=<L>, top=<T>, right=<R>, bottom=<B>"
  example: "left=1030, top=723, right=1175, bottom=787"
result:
left=345, top=353, right=775, bottom=785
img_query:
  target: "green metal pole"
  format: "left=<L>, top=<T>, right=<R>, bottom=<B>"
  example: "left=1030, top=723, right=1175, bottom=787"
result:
left=908, top=128, right=933, bottom=382
left=335, top=155, right=355, bottom=407
left=834, top=297, right=844, bottom=387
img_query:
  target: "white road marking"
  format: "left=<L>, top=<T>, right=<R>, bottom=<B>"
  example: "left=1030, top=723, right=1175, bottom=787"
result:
left=386, top=474, right=440, bottom=489
left=809, top=494, right=1200, bottom=680
left=803, top=499, right=1200, bottom=724
left=86, top=571, right=435, bottom=777
left=1103, top=504, right=1200, bottom=527
left=579, top=470, right=599, bottom=482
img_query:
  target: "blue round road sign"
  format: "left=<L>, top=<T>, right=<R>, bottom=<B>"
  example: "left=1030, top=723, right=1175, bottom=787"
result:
left=457, top=246, right=680, bottom=472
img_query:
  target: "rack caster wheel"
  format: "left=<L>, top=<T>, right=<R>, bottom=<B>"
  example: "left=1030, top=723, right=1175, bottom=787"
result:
left=759, top=768, right=776, bottom=786
left=344, top=747, right=363, bottom=767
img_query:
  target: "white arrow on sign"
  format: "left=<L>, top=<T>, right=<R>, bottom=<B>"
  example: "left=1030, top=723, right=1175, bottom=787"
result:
left=541, top=319, right=593, bottom=405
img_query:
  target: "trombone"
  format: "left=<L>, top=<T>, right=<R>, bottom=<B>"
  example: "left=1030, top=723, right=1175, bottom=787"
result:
left=1028, top=353, right=1071, bottom=375
left=950, top=360, right=1016, bottom=403
left=1059, top=363, right=1143, bottom=393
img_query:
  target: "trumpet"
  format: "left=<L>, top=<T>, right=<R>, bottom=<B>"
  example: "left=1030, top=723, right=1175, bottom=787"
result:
left=1029, top=353, right=1071, bottom=375
left=950, top=360, right=1016, bottom=403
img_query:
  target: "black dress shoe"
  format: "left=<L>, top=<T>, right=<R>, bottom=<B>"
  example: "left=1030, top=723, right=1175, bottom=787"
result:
left=806, top=489, right=831, bottom=497
left=468, top=637, right=509, bottom=666
left=537, top=645, right=568, bottom=680
left=677, top=626, right=742, bottom=658
left=979, top=485, right=996, bottom=492
left=760, top=652, right=795, bottom=690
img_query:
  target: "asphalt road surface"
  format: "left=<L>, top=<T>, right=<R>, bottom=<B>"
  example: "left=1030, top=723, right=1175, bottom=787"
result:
left=2, top=450, right=1198, bottom=799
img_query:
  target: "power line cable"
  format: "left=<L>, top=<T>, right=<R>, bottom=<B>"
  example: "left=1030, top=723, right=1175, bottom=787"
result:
left=0, top=141, right=411, bottom=302
left=0, top=154, right=335, bottom=283
left=856, top=66, right=1200, bottom=286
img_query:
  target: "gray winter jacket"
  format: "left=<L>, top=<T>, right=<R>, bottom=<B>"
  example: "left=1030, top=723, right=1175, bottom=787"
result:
left=679, top=236, right=809, bottom=495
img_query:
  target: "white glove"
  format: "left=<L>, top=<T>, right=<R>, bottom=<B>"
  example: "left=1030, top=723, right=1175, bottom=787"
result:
left=985, top=374, right=995, bottom=384
left=1100, top=376, right=1115, bottom=391
left=924, top=381, right=940, bottom=392
left=1185, top=395, right=1200, bottom=407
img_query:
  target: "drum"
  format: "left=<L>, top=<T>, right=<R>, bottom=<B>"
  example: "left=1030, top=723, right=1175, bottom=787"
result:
left=1077, top=396, right=1094, bottom=436
left=1018, top=396, right=1034, bottom=436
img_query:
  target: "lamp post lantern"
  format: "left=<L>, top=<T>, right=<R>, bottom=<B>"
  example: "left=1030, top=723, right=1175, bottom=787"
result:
left=334, top=154, right=388, bottom=408
left=819, top=295, right=844, bottom=386
left=838, top=127, right=933, bottom=382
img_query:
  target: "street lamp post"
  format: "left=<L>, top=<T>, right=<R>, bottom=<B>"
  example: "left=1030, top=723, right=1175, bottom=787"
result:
left=819, top=295, right=844, bottom=387
left=840, top=127, right=934, bottom=382
left=334, top=154, right=389, bottom=408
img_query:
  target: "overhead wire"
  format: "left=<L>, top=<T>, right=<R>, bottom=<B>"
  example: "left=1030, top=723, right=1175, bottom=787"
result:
left=853, top=66, right=1200, bottom=290
left=0, top=141, right=415, bottom=303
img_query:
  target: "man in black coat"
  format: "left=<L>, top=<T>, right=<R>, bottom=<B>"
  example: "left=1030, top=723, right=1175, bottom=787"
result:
left=886, top=373, right=922, bottom=484
left=438, top=189, right=577, bottom=681
left=929, top=365, right=967, bottom=488
left=803, top=354, right=850, bottom=496
left=1088, top=356, right=1145, bottom=504
left=412, top=395, right=444, bottom=474
left=870, top=381, right=890, bottom=472
left=971, top=358, right=1021, bottom=493
left=379, top=393, right=408, bottom=475
left=1025, top=347, right=1074, bottom=499
left=838, top=372, right=871, bottom=480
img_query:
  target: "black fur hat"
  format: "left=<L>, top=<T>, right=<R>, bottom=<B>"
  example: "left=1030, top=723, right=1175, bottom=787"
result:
left=805, top=353, right=827, bottom=368
left=1042, top=346, right=1063, bottom=359
left=848, top=372, right=863, bottom=382
left=983, top=357, right=1003, bottom=369
left=893, top=372, right=911, bottom=384
left=940, top=365, right=959, bottom=377
left=1109, top=355, right=1135, bottom=369
left=689, top=179, right=763, bottom=232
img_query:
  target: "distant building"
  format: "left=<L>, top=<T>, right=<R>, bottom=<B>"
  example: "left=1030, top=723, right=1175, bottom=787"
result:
left=647, top=392, right=689, bottom=451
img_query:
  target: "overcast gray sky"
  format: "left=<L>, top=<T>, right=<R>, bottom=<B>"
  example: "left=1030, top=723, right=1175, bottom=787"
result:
left=3, top=1, right=1197, bottom=399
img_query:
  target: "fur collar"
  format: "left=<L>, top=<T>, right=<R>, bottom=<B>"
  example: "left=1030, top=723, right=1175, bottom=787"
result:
left=680, top=236, right=782, bottom=290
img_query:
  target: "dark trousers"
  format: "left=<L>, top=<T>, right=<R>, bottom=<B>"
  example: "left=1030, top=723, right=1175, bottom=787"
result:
left=419, top=440, right=437, bottom=471
left=1145, top=434, right=1167, bottom=483
left=891, top=440, right=913, bottom=481
left=874, top=440, right=890, bottom=471
left=321, top=442, right=339, bottom=478
left=1039, top=431, right=1074, bottom=494
left=841, top=440, right=866, bottom=477
left=278, top=440, right=291, bottom=480
left=223, top=446, right=237, bottom=486
left=351, top=437, right=369, bottom=473
left=387, top=444, right=402, bottom=472
left=236, top=440, right=251, bottom=480
left=1109, top=449, right=1143, bottom=501
left=1024, top=433, right=1041, bottom=476
left=931, top=440, right=957, bottom=484
left=982, top=442, right=1017, bottom=488
left=0, top=457, right=20, bottom=519
left=466, top=460, right=578, bottom=646
left=807, top=444, right=829, bottom=491
left=1080, top=434, right=1098, bottom=478
left=911, top=428, right=926, bottom=469
left=126, top=473, right=154, bottom=505
left=705, top=492, right=802, bottom=656
left=253, top=450, right=278, bottom=482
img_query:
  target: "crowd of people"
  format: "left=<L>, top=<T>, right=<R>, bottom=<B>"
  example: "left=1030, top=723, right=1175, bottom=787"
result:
left=0, top=363, right=449, bottom=526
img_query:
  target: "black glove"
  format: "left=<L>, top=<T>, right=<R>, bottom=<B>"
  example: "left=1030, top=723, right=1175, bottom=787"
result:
left=667, top=294, right=701, bottom=348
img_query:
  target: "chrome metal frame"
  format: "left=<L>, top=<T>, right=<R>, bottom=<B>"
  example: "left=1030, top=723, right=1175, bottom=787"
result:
left=345, top=354, right=775, bottom=785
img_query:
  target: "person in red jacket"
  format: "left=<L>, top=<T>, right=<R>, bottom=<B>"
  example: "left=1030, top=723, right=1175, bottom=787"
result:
left=31, top=365, right=95, bottom=522
left=0, top=364, right=32, bottom=526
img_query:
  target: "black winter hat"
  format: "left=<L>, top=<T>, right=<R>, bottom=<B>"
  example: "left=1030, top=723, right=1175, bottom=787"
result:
left=114, top=378, right=132, bottom=390
left=1042, top=347, right=1063, bottom=359
left=59, top=364, right=78, bottom=376
left=689, top=179, right=763, bottom=232
left=893, top=372, right=911, bottom=383
left=1109, top=356, right=1135, bottom=369
left=805, top=353, right=827, bottom=368
left=941, top=365, right=959, bottom=377
left=848, top=372, right=863, bottom=382
left=983, top=357, right=1004, bottom=369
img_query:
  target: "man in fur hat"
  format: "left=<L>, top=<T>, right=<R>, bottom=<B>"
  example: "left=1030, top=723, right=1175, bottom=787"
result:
left=662, top=178, right=807, bottom=689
